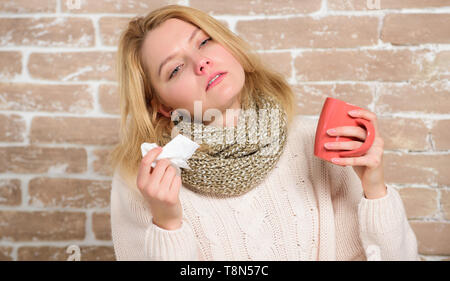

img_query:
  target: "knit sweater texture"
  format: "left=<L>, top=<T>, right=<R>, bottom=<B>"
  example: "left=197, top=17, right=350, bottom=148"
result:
left=110, top=115, right=419, bottom=261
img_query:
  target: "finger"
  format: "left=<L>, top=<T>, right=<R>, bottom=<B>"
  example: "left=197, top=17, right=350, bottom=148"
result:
left=332, top=155, right=380, bottom=168
left=327, top=126, right=367, bottom=140
left=153, top=164, right=177, bottom=200
left=140, top=147, right=163, bottom=175
left=348, top=109, right=379, bottom=133
left=159, top=164, right=177, bottom=191
left=324, top=141, right=362, bottom=151
left=168, top=175, right=182, bottom=202
left=348, top=109, right=376, bottom=120
left=148, top=159, right=172, bottom=190
left=331, top=156, right=366, bottom=166
left=137, top=147, right=163, bottom=190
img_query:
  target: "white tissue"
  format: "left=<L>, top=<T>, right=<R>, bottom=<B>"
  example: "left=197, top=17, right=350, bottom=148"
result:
left=141, top=134, right=200, bottom=175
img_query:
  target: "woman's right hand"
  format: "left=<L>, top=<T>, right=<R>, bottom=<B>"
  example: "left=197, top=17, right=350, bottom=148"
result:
left=136, top=147, right=183, bottom=230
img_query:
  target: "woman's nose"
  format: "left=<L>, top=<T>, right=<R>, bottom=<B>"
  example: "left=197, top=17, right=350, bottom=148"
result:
left=197, top=58, right=212, bottom=74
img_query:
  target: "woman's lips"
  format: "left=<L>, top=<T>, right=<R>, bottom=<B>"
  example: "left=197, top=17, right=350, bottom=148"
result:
left=206, top=73, right=227, bottom=92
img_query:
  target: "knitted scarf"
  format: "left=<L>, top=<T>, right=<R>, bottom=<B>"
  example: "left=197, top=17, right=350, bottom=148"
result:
left=169, top=93, right=288, bottom=197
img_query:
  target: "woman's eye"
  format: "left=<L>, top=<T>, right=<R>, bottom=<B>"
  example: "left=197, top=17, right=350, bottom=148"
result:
left=168, top=37, right=212, bottom=80
left=169, top=65, right=181, bottom=80
left=200, top=37, right=212, bottom=47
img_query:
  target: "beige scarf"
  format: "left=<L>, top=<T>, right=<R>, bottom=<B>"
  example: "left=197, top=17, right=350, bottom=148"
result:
left=169, top=93, right=288, bottom=197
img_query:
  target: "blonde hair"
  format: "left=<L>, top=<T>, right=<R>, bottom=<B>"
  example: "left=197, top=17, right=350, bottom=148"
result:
left=109, top=5, right=299, bottom=184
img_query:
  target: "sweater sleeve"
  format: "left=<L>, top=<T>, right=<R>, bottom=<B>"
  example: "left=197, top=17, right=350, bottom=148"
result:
left=331, top=163, right=420, bottom=261
left=357, top=182, right=420, bottom=261
left=110, top=170, right=199, bottom=261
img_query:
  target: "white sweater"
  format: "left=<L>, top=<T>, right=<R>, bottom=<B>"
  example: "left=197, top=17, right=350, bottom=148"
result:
left=110, top=115, right=419, bottom=261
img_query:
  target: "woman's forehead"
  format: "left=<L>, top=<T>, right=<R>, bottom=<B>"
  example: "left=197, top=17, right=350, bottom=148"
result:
left=144, top=19, right=200, bottom=51
left=142, top=19, right=203, bottom=76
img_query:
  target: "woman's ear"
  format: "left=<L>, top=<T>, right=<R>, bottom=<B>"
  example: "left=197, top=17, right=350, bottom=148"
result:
left=158, top=103, right=173, bottom=118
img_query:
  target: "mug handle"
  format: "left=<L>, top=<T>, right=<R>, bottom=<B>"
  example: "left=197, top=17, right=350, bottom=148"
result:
left=338, top=118, right=376, bottom=157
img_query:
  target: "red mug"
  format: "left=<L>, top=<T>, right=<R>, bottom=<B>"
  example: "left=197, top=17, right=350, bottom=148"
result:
left=314, top=97, right=376, bottom=163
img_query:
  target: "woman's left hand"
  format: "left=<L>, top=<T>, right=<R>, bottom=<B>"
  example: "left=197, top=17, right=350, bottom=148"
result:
left=324, top=109, right=387, bottom=199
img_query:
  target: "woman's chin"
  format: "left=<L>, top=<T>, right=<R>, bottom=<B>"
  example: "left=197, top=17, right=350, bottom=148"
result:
left=209, top=86, right=241, bottom=107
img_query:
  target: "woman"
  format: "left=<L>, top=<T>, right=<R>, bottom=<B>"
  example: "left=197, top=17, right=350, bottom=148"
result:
left=109, top=5, right=419, bottom=261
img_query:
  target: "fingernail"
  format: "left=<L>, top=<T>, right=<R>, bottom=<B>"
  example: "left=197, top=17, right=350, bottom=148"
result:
left=324, top=143, right=334, bottom=148
left=327, top=129, right=336, bottom=135
left=348, top=110, right=358, bottom=116
left=331, top=158, right=340, bottom=163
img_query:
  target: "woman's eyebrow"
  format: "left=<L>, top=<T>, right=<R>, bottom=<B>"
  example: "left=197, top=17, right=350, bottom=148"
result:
left=158, top=27, right=201, bottom=78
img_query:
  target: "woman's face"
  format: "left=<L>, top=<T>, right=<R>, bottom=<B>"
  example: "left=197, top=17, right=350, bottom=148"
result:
left=141, top=18, right=245, bottom=120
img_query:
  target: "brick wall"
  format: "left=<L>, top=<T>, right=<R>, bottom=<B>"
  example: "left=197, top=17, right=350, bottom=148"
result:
left=0, top=0, right=449, bottom=261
